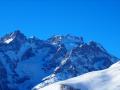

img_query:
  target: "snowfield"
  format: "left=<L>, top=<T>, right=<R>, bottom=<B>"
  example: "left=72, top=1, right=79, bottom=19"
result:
left=33, top=61, right=120, bottom=90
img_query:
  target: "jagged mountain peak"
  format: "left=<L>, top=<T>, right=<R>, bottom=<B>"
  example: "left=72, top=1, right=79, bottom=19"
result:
left=88, top=41, right=107, bottom=52
left=48, top=34, right=83, bottom=43
left=12, top=30, right=23, bottom=36
left=0, top=30, right=26, bottom=44
left=5, top=30, right=25, bottom=39
left=48, top=34, right=84, bottom=51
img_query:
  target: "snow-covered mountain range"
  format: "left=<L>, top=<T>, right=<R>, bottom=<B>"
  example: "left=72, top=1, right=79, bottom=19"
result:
left=33, top=61, right=120, bottom=90
left=0, top=30, right=119, bottom=90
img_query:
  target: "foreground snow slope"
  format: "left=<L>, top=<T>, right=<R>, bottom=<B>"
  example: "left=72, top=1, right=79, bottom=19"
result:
left=33, top=61, right=120, bottom=90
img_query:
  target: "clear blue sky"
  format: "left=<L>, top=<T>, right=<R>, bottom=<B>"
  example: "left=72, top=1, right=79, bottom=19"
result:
left=0, top=0, right=120, bottom=58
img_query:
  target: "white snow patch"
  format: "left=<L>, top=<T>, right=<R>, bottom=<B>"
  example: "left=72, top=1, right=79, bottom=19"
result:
left=4, top=38, right=14, bottom=44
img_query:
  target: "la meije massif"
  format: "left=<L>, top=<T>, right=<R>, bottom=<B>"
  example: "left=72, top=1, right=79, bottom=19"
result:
left=0, top=30, right=119, bottom=90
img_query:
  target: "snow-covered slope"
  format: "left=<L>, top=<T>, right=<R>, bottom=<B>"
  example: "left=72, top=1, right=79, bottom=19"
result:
left=0, top=30, right=118, bottom=90
left=33, top=61, right=120, bottom=90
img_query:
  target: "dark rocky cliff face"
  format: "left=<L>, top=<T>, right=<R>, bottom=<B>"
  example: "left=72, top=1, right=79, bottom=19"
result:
left=60, top=84, right=80, bottom=90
